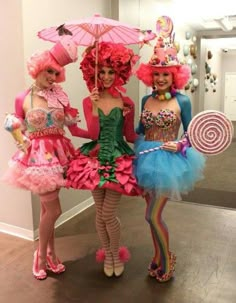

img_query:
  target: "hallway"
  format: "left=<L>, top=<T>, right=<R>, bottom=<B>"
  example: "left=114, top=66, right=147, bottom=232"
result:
left=1, top=196, right=236, bottom=303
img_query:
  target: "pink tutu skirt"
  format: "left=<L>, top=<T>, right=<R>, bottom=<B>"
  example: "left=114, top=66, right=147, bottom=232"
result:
left=2, top=135, right=75, bottom=194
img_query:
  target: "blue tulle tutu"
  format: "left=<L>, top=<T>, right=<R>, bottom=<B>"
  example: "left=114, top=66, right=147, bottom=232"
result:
left=133, top=136, right=206, bottom=199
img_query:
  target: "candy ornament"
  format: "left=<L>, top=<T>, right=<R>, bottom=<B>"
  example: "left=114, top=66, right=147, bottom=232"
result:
left=156, top=16, right=173, bottom=38
left=4, top=113, right=26, bottom=152
left=188, top=110, right=234, bottom=155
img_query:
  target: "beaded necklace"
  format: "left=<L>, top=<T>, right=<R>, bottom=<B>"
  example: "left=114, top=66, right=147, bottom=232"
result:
left=151, top=88, right=176, bottom=101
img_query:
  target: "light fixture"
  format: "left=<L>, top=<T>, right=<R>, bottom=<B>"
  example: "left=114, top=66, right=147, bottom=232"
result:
left=215, top=16, right=233, bottom=31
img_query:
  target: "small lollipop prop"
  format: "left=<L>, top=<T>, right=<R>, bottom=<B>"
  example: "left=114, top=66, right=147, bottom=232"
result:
left=139, top=110, right=234, bottom=156
left=4, top=113, right=26, bottom=152
left=156, top=16, right=173, bottom=38
left=188, top=110, right=234, bottom=155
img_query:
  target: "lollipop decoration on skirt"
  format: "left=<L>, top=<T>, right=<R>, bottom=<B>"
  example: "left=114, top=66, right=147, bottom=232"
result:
left=4, top=113, right=28, bottom=153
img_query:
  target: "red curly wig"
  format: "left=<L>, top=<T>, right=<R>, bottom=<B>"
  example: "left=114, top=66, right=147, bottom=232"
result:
left=80, top=42, right=139, bottom=95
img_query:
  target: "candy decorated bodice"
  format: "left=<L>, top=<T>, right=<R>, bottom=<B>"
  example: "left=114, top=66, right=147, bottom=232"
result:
left=141, top=108, right=181, bottom=142
left=25, top=108, right=65, bottom=132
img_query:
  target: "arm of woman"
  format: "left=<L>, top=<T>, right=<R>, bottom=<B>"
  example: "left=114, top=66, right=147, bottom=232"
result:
left=67, top=97, right=100, bottom=139
left=82, top=97, right=100, bottom=140
left=135, top=95, right=150, bottom=135
left=122, top=96, right=138, bottom=143
left=14, top=90, right=29, bottom=122
left=179, top=94, right=192, bottom=132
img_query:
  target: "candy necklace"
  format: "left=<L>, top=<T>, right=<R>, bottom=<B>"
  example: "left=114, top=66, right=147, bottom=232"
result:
left=152, top=88, right=176, bottom=101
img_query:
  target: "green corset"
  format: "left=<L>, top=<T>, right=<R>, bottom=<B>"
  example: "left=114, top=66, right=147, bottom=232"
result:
left=80, top=107, right=134, bottom=161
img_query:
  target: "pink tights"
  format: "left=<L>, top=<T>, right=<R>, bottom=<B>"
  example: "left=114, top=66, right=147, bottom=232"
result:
left=37, top=189, right=61, bottom=270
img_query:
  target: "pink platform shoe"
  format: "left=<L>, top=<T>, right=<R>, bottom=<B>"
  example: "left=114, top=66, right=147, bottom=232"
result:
left=46, top=255, right=66, bottom=274
left=156, top=252, right=177, bottom=283
left=32, top=250, right=47, bottom=280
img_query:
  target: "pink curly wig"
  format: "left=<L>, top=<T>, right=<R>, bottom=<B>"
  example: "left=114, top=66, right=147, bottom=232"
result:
left=80, top=42, right=139, bottom=95
left=27, top=50, right=66, bottom=83
left=136, top=63, right=190, bottom=89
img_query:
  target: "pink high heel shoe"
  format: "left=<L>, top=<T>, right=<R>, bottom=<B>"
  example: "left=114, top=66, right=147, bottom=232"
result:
left=148, top=252, right=176, bottom=280
left=156, top=252, right=177, bottom=283
left=32, top=250, right=47, bottom=280
left=46, top=255, right=66, bottom=274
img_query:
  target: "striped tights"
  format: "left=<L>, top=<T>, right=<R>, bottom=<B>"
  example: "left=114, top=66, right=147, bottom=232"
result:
left=92, top=188, right=122, bottom=269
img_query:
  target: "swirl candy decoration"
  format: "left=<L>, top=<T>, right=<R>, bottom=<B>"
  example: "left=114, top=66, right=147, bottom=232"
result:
left=187, top=110, right=234, bottom=155
left=156, top=16, right=173, bottom=38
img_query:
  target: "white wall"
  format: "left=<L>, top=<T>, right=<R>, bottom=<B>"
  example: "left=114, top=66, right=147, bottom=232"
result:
left=0, top=1, right=34, bottom=239
left=204, top=45, right=222, bottom=111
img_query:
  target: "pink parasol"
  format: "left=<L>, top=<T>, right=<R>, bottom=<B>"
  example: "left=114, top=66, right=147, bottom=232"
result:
left=38, top=14, right=154, bottom=86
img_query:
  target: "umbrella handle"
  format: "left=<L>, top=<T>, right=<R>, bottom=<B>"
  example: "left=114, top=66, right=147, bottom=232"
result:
left=95, top=40, right=98, bottom=88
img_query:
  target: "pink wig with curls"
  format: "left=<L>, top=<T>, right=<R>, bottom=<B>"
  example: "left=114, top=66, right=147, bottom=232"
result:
left=136, top=63, right=190, bottom=90
left=80, top=42, right=139, bottom=96
left=27, top=50, right=66, bottom=83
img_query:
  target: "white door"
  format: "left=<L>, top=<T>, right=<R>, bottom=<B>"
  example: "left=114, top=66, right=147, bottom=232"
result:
left=224, top=73, right=236, bottom=121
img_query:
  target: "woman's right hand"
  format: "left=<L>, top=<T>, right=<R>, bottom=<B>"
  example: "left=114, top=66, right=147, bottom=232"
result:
left=15, top=135, right=31, bottom=153
left=90, top=87, right=100, bottom=103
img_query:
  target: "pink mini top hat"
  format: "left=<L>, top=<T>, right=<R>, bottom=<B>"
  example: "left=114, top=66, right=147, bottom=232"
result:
left=50, top=36, right=78, bottom=66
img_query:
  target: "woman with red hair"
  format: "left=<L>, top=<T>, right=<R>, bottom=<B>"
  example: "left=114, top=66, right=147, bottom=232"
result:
left=3, top=37, right=82, bottom=280
left=134, top=37, right=205, bottom=282
left=66, top=42, right=142, bottom=277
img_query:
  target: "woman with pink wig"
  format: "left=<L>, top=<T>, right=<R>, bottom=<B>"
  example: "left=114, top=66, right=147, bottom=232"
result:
left=134, top=36, right=205, bottom=282
left=66, top=42, right=142, bottom=278
left=2, top=37, right=84, bottom=280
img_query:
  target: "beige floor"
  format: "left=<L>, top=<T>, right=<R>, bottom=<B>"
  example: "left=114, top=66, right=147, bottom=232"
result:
left=1, top=197, right=236, bottom=303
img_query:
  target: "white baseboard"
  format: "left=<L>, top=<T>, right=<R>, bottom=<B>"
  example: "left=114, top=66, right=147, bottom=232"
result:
left=0, top=222, right=34, bottom=241
left=0, top=197, right=94, bottom=241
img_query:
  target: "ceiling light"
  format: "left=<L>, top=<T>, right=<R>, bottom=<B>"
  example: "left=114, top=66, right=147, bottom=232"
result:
left=215, top=16, right=233, bottom=31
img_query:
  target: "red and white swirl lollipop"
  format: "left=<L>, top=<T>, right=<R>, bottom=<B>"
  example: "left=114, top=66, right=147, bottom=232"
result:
left=188, top=110, right=234, bottom=155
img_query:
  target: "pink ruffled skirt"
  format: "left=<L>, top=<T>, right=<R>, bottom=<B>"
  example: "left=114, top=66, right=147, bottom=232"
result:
left=2, top=135, right=75, bottom=194
left=66, top=150, right=142, bottom=196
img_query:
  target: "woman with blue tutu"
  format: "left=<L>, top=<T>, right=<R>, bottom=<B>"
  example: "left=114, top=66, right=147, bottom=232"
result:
left=134, top=36, right=206, bottom=282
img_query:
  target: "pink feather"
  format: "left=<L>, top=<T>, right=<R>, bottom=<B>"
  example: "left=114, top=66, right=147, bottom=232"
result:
left=95, top=248, right=105, bottom=262
left=119, top=246, right=131, bottom=262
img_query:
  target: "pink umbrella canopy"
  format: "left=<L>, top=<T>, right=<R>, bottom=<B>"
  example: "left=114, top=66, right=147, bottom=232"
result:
left=38, top=14, right=156, bottom=86
left=38, top=13, right=142, bottom=46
